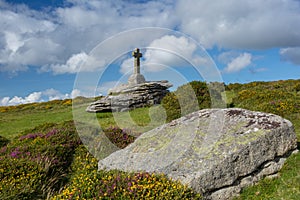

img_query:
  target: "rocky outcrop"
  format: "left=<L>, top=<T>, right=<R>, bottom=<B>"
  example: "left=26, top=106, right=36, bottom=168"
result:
left=86, top=81, right=172, bottom=112
left=98, top=108, right=298, bottom=199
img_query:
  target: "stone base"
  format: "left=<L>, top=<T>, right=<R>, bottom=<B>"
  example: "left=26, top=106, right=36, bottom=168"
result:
left=128, top=74, right=146, bottom=85
left=86, top=81, right=172, bottom=113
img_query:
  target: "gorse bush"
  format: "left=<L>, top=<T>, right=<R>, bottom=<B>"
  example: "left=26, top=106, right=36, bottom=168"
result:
left=161, top=92, right=181, bottom=121
left=54, top=170, right=201, bottom=199
left=0, top=98, right=75, bottom=113
left=0, top=136, right=9, bottom=148
left=1, top=121, right=202, bottom=199
left=162, top=81, right=212, bottom=121
left=52, top=146, right=201, bottom=200
left=231, top=80, right=300, bottom=117
left=294, top=83, right=300, bottom=92
left=0, top=121, right=82, bottom=199
left=227, top=79, right=300, bottom=93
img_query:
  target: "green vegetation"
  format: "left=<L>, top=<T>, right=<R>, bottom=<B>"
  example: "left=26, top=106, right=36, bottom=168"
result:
left=162, top=81, right=213, bottom=121
left=227, top=80, right=300, bottom=199
left=0, top=136, right=9, bottom=147
left=0, top=99, right=74, bottom=139
left=0, top=121, right=82, bottom=199
left=0, top=121, right=200, bottom=199
left=0, top=79, right=299, bottom=199
left=231, top=83, right=300, bottom=118
left=52, top=145, right=200, bottom=199
left=235, top=152, right=300, bottom=200
left=96, top=105, right=166, bottom=134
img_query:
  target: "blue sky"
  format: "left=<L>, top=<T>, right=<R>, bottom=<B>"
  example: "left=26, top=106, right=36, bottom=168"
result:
left=0, top=0, right=300, bottom=106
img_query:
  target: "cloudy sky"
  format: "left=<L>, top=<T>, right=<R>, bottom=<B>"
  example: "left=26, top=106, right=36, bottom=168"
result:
left=0, top=0, right=300, bottom=106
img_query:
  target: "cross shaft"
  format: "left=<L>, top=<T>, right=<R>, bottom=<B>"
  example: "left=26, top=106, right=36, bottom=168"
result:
left=132, top=48, right=142, bottom=74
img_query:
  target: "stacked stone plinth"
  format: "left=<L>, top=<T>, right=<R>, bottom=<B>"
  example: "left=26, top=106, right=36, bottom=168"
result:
left=86, top=80, right=172, bottom=113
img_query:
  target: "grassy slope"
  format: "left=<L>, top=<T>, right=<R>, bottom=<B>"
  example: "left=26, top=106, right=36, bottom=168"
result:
left=0, top=100, right=164, bottom=139
left=0, top=80, right=299, bottom=199
left=0, top=102, right=73, bottom=139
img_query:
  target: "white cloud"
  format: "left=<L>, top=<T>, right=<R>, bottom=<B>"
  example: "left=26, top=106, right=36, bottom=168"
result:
left=0, top=97, right=10, bottom=106
left=218, top=51, right=241, bottom=64
left=0, top=0, right=177, bottom=74
left=223, top=53, right=252, bottom=73
left=0, top=7, right=60, bottom=72
left=280, top=47, right=300, bottom=66
left=56, top=6, right=100, bottom=29
left=71, top=89, right=81, bottom=98
left=4, top=31, right=24, bottom=52
left=0, top=91, right=42, bottom=106
left=120, top=35, right=209, bottom=74
left=42, top=88, right=68, bottom=100
left=120, top=58, right=133, bottom=75
left=0, top=88, right=84, bottom=106
left=220, top=51, right=267, bottom=74
left=1, top=0, right=300, bottom=75
left=26, top=92, right=42, bottom=102
left=176, top=0, right=300, bottom=49
left=145, top=35, right=197, bottom=69
left=46, top=52, right=89, bottom=74
left=7, top=96, right=24, bottom=105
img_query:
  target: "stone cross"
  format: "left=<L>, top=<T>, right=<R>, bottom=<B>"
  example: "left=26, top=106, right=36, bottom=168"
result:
left=132, top=48, right=142, bottom=74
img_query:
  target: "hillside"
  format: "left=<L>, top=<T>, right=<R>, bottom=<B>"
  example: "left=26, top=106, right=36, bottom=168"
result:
left=0, top=79, right=299, bottom=199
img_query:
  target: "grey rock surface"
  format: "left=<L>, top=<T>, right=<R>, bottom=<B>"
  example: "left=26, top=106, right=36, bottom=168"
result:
left=128, top=73, right=146, bottom=85
left=98, top=108, right=298, bottom=199
left=86, top=81, right=172, bottom=112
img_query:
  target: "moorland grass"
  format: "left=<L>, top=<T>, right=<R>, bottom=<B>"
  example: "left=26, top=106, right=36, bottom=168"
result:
left=0, top=121, right=201, bottom=199
left=234, top=152, right=300, bottom=200
left=0, top=100, right=73, bottom=139
left=0, top=80, right=299, bottom=199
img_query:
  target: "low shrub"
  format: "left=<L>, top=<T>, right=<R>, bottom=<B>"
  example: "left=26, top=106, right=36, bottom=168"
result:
left=62, top=99, right=72, bottom=106
left=0, top=107, right=8, bottom=113
left=52, top=146, right=201, bottom=200
left=162, top=81, right=213, bottom=121
left=104, top=127, right=136, bottom=149
left=228, top=80, right=300, bottom=93
left=294, top=83, right=300, bottom=92
left=0, top=98, right=74, bottom=114
left=161, top=92, right=181, bottom=121
left=226, top=83, right=243, bottom=91
left=1, top=120, right=201, bottom=199
left=231, top=83, right=300, bottom=116
left=0, top=136, right=9, bottom=147
left=0, top=121, right=82, bottom=199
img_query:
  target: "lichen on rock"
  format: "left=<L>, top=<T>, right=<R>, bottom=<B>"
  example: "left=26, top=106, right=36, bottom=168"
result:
left=98, top=108, right=298, bottom=200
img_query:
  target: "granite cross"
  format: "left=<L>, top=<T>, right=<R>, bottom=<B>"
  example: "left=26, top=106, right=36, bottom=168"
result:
left=132, top=48, right=142, bottom=74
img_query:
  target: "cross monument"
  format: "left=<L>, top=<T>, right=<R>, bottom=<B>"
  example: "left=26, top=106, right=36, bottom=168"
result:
left=128, top=48, right=146, bottom=85
left=132, top=48, right=142, bottom=74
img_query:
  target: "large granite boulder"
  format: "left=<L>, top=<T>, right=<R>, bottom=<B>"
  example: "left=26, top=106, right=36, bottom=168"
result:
left=86, top=80, right=172, bottom=112
left=98, top=108, right=298, bottom=199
